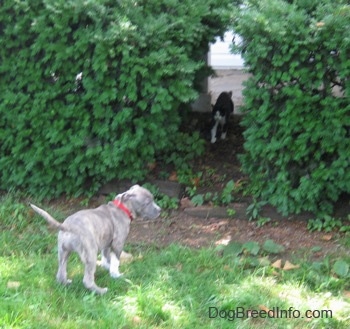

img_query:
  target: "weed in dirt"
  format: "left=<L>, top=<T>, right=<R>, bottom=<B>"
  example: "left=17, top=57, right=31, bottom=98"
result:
left=1, top=194, right=350, bottom=328
left=244, top=199, right=274, bottom=228
left=339, top=233, right=350, bottom=249
left=186, top=180, right=238, bottom=208
left=308, top=215, right=350, bottom=233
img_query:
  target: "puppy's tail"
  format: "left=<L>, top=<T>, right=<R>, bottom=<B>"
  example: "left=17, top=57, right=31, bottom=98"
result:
left=30, top=204, right=66, bottom=231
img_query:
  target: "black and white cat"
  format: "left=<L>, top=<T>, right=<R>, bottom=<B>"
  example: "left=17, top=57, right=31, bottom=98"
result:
left=210, top=91, right=234, bottom=143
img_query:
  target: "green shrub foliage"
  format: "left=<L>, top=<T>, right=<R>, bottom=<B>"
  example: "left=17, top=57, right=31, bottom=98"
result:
left=233, top=0, right=350, bottom=215
left=0, top=0, right=233, bottom=198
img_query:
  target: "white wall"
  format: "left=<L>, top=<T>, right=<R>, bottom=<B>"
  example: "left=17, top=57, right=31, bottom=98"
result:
left=209, top=31, right=244, bottom=69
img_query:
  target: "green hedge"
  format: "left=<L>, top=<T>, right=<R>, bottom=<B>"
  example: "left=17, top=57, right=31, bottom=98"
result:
left=233, top=0, right=350, bottom=215
left=0, top=0, right=233, bottom=198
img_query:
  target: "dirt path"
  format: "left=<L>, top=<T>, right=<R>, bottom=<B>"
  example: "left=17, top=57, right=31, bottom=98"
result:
left=127, top=210, right=345, bottom=261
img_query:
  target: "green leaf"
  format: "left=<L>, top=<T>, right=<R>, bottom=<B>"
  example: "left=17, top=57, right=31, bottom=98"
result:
left=262, top=239, right=285, bottom=254
left=310, top=246, right=322, bottom=253
left=223, top=242, right=243, bottom=257
left=333, top=260, right=349, bottom=278
left=191, top=194, right=204, bottom=207
left=242, top=241, right=260, bottom=256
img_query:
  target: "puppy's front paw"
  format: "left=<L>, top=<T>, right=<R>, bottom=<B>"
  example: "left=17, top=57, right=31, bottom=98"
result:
left=110, top=271, right=123, bottom=279
left=97, top=259, right=110, bottom=270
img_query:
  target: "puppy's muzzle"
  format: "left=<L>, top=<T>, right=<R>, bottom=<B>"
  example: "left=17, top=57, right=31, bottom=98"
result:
left=143, top=202, right=161, bottom=220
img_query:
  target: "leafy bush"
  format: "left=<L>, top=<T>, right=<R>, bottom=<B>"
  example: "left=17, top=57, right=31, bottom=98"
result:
left=0, top=0, right=234, bottom=198
left=232, top=0, right=350, bottom=215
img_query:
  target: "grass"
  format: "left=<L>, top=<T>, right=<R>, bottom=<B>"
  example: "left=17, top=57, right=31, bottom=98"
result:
left=1, top=193, right=349, bottom=328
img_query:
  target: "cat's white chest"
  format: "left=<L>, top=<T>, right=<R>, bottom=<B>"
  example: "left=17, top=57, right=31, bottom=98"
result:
left=216, top=115, right=226, bottom=125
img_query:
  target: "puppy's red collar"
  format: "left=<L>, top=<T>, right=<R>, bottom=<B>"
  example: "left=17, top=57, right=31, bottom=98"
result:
left=112, top=199, right=133, bottom=221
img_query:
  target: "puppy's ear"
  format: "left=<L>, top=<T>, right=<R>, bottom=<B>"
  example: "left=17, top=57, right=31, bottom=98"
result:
left=121, top=192, right=136, bottom=202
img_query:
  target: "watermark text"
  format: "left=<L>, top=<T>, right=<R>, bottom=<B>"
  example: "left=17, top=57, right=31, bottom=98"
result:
left=209, top=306, right=333, bottom=321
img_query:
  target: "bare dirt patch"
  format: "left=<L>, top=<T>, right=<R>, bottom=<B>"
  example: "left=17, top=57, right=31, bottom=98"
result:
left=127, top=112, right=349, bottom=260
left=128, top=212, right=345, bottom=260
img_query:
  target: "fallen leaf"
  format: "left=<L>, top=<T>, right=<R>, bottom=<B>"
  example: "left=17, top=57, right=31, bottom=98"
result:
left=7, top=281, right=20, bottom=289
left=216, top=237, right=231, bottom=246
left=305, top=317, right=313, bottom=322
left=321, top=234, right=333, bottom=241
left=180, top=197, right=194, bottom=209
left=176, top=263, right=183, bottom=271
left=271, top=259, right=282, bottom=269
left=283, top=260, right=300, bottom=271
left=223, top=265, right=231, bottom=271
left=259, top=305, right=272, bottom=313
left=147, top=162, right=157, bottom=171
left=343, top=291, right=350, bottom=299
left=316, top=22, right=325, bottom=27
left=259, top=305, right=275, bottom=317
left=234, top=179, right=244, bottom=189
left=132, top=316, right=142, bottom=324
left=169, top=171, right=178, bottom=182
left=120, top=251, right=133, bottom=263
left=191, top=177, right=201, bottom=187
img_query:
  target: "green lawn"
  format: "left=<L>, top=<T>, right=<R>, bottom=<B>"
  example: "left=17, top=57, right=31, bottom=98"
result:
left=1, top=194, right=349, bottom=328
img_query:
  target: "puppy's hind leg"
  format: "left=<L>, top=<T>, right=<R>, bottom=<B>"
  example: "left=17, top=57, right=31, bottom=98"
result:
left=82, top=252, right=108, bottom=295
left=56, top=245, right=72, bottom=285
